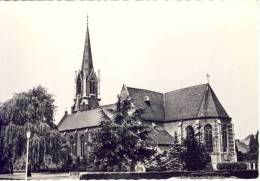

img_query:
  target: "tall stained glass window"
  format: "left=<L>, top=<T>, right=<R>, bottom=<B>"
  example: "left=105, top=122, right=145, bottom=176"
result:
left=204, top=124, right=213, bottom=152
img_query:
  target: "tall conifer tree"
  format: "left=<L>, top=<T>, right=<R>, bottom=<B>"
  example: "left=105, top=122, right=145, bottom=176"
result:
left=90, top=96, right=156, bottom=171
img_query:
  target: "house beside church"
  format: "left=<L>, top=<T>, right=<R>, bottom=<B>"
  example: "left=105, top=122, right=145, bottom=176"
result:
left=57, top=21, right=237, bottom=169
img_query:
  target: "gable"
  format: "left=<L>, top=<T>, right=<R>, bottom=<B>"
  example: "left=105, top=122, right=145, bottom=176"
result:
left=87, top=69, right=98, bottom=81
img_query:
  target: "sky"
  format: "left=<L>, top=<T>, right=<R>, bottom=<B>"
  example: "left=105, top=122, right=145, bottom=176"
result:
left=0, top=1, right=258, bottom=139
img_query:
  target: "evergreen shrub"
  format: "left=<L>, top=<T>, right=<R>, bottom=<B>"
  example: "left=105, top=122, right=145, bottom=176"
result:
left=217, top=162, right=247, bottom=170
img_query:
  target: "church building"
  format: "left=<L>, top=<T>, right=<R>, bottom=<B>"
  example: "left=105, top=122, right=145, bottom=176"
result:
left=58, top=21, right=237, bottom=169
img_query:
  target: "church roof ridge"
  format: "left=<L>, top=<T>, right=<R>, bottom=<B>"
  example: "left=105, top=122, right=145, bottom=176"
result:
left=127, top=83, right=209, bottom=96
left=164, top=83, right=208, bottom=95
left=69, top=103, right=115, bottom=116
left=126, top=86, right=163, bottom=95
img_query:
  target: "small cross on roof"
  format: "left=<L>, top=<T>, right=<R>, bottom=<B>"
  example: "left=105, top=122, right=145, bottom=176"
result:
left=206, top=73, right=210, bottom=84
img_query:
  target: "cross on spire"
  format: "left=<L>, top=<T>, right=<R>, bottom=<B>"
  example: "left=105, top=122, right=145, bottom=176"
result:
left=206, top=73, right=210, bottom=84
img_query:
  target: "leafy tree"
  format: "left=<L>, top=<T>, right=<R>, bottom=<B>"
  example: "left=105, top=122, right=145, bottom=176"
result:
left=247, top=131, right=259, bottom=161
left=249, top=131, right=259, bottom=153
left=90, top=96, right=156, bottom=172
left=181, top=131, right=211, bottom=171
left=235, top=131, right=259, bottom=162
left=235, top=143, right=244, bottom=162
left=0, top=86, right=70, bottom=173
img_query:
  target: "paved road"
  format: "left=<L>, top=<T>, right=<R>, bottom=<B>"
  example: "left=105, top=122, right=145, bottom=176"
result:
left=0, top=172, right=79, bottom=180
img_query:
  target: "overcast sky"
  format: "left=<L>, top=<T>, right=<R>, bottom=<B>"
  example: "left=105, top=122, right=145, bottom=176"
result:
left=0, top=1, right=258, bottom=139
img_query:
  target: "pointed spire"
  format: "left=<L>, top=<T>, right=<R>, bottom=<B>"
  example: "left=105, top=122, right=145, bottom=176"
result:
left=81, top=15, right=93, bottom=76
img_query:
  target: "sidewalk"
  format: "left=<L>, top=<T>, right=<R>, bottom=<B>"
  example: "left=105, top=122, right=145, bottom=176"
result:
left=0, top=172, right=79, bottom=180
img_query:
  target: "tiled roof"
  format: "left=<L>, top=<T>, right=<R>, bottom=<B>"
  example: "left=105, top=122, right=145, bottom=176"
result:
left=126, top=84, right=230, bottom=122
left=165, top=84, right=229, bottom=121
left=164, top=84, right=207, bottom=121
left=126, top=87, right=165, bottom=121
left=149, top=129, right=174, bottom=145
left=58, top=104, right=115, bottom=132
left=58, top=103, right=173, bottom=145
left=59, top=84, right=230, bottom=132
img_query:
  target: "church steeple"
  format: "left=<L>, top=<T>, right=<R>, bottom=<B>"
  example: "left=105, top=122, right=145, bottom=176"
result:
left=81, top=18, right=93, bottom=76
left=72, top=17, right=101, bottom=113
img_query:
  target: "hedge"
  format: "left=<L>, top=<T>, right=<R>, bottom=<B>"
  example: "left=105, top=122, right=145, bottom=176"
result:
left=80, top=171, right=184, bottom=180
left=217, top=162, right=247, bottom=171
left=80, top=170, right=258, bottom=180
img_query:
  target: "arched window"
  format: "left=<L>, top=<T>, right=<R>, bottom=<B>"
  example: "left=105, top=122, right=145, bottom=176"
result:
left=89, top=81, right=92, bottom=94
left=90, top=80, right=95, bottom=94
left=80, top=135, right=85, bottom=157
left=93, top=81, right=97, bottom=94
left=222, top=124, right=228, bottom=152
left=204, top=124, right=213, bottom=152
left=69, top=136, right=74, bottom=155
left=69, top=135, right=77, bottom=155
left=186, top=126, right=194, bottom=141
left=76, top=76, right=81, bottom=95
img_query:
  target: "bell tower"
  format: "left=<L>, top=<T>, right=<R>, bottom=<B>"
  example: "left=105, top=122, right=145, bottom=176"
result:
left=72, top=17, right=101, bottom=113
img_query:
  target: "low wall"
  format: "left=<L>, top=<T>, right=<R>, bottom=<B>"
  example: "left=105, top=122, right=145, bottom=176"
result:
left=80, top=170, right=258, bottom=180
